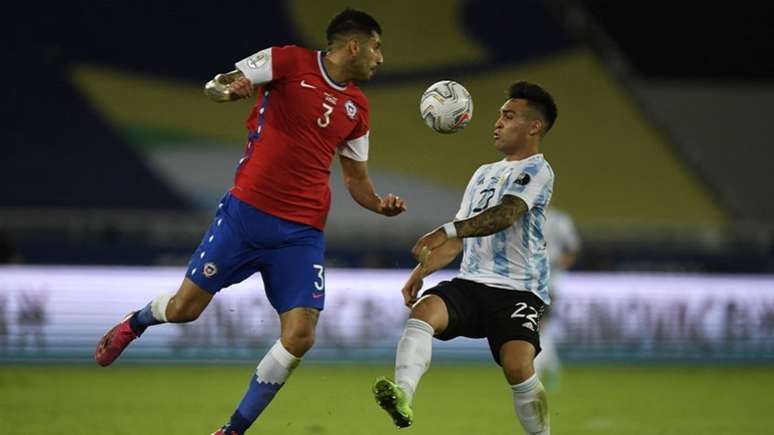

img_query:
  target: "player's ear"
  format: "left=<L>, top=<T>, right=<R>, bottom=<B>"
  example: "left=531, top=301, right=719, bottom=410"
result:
left=529, top=119, right=543, bottom=136
left=346, top=37, right=360, bottom=56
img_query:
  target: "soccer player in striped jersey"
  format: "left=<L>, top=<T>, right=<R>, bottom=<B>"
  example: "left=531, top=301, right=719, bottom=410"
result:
left=373, top=82, right=557, bottom=435
left=94, top=9, right=405, bottom=435
left=534, top=207, right=581, bottom=389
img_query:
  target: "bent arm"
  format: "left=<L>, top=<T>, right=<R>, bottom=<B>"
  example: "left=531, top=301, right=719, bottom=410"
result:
left=402, top=238, right=463, bottom=307
left=453, top=194, right=528, bottom=238
left=410, top=195, right=527, bottom=259
left=339, top=155, right=406, bottom=216
left=339, top=155, right=382, bottom=213
left=418, top=238, right=463, bottom=277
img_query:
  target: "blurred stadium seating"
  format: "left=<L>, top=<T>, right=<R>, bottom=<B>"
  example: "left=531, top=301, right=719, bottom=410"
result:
left=4, top=0, right=771, bottom=271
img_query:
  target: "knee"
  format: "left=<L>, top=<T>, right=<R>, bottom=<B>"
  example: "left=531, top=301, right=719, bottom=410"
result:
left=502, top=356, right=535, bottom=384
left=281, top=326, right=316, bottom=356
left=409, top=295, right=447, bottom=333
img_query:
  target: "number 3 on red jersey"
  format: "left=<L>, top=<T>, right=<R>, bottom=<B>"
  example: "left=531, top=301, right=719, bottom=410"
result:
left=317, top=103, right=333, bottom=128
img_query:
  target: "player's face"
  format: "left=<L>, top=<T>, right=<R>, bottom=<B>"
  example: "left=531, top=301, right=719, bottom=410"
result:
left=493, top=99, right=541, bottom=154
left=352, top=32, right=383, bottom=80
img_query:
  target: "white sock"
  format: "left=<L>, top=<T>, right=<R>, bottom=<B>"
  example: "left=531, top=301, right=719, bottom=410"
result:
left=395, top=318, right=434, bottom=403
left=150, top=292, right=174, bottom=322
left=511, top=374, right=550, bottom=435
left=233, top=339, right=302, bottom=426
left=256, top=339, right=302, bottom=384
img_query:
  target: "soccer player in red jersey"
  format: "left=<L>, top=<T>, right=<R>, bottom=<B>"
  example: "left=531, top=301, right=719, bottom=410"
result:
left=95, top=9, right=405, bottom=434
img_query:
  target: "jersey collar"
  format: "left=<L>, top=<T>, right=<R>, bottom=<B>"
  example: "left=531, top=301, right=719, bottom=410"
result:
left=502, top=153, right=543, bottom=163
left=317, top=51, right=348, bottom=91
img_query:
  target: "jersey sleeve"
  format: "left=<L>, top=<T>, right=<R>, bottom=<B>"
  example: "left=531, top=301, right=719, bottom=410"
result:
left=504, top=162, right=554, bottom=210
left=338, top=98, right=371, bottom=162
left=235, top=45, right=300, bottom=85
left=338, top=132, right=369, bottom=161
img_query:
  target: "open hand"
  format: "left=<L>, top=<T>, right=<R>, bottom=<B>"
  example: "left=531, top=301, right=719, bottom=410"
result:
left=401, top=267, right=424, bottom=308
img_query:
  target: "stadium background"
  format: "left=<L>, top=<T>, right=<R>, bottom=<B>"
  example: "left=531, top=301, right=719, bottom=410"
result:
left=2, top=0, right=773, bottom=434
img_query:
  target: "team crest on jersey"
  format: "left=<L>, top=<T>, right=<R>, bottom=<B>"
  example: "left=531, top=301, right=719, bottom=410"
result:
left=247, top=52, right=268, bottom=69
left=203, top=262, right=218, bottom=278
left=515, top=173, right=531, bottom=186
left=345, top=100, right=357, bottom=119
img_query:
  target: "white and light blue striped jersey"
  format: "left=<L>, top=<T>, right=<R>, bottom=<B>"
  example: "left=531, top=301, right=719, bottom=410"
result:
left=455, top=153, right=555, bottom=304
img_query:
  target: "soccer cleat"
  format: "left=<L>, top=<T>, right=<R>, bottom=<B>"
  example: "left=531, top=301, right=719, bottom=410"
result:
left=211, top=425, right=240, bottom=435
left=94, top=312, right=139, bottom=366
left=372, top=377, right=414, bottom=428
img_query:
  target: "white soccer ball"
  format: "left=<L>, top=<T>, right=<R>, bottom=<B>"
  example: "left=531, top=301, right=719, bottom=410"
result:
left=419, top=80, right=473, bottom=134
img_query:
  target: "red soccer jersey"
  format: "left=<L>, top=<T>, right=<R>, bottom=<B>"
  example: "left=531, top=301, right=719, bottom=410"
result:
left=230, top=45, right=371, bottom=230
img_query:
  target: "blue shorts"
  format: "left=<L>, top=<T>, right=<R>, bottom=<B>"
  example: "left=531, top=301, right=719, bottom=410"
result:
left=186, top=193, right=326, bottom=313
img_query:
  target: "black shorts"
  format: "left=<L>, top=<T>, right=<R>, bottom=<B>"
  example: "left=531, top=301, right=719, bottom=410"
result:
left=424, top=278, right=546, bottom=365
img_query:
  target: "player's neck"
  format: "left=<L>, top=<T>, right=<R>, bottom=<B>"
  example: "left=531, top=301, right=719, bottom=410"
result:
left=504, top=143, right=540, bottom=161
left=323, top=52, right=350, bottom=84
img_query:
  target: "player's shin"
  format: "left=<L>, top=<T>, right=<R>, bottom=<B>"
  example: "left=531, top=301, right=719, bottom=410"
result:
left=128, top=292, right=174, bottom=335
left=226, top=339, right=302, bottom=433
left=511, top=374, right=550, bottom=435
left=395, top=318, right=434, bottom=402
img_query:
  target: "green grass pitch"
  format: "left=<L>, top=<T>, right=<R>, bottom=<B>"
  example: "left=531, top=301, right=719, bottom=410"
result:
left=2, top=364, right=772, bottom=434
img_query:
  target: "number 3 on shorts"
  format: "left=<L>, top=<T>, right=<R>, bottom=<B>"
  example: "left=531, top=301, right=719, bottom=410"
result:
left=313, top=264, right=325, bottom=291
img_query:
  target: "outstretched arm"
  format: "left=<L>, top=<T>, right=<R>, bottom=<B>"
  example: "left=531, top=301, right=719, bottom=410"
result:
left=339, top=155, right=406, bottom=216
left=204, top=70, right=254, bottom=102
left=410, top=194, right=527, bottom=260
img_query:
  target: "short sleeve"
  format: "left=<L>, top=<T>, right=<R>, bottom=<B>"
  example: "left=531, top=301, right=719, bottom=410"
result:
left=338, top=98, right=370, bottom=161
left=504, top=162, right=554, bottom=210
left=338, top=131, right=369, bottom=161
left=235, top=45, right=299, bottom=85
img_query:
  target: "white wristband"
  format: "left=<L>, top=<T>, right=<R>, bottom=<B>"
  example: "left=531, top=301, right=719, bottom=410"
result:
left=442, top=222, right=457, bottom=239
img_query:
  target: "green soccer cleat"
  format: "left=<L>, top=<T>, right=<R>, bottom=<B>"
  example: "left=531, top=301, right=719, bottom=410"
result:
left=372, top=377, right=414, bottom=428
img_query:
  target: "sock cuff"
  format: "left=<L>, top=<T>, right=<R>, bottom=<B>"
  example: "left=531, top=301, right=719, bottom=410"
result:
left=511, top=374, right=541, bottom=393
left=150, top=292, right=174, bottom=322
left=270, top=339, right=302, bottom=370
left=406, top=318, right=434, bottom=335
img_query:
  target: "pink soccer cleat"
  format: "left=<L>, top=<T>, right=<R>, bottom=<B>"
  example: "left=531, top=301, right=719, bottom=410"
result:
left=95, top=313, right=139, bottom=366
left=211, top=426, right=240, bottom=435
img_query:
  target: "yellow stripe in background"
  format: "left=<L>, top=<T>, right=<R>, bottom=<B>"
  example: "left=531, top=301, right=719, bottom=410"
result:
left=287, top=0, right=487, bottom=73
left=70, top=48, right=727, bottom=228
left=364, top=49, right=728, bottom=228
left=71, top=65, right=250, bottom=149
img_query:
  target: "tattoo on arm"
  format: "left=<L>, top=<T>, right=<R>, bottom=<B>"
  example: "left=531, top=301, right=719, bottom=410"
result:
left=454, top=195, right=527, bottom=238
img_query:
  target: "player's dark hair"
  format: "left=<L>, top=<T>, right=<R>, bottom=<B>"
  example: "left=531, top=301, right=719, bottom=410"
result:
left=326, top=8, right=382, bottom=45
left=508, top=81, right=558, bottom=134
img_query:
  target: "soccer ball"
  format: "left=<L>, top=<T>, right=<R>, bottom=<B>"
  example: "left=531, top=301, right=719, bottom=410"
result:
left=419, top=80, right=473, bottom=134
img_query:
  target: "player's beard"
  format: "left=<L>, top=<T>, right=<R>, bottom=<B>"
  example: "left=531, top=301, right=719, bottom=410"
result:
left=351, top=56, right=374, bottom=81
